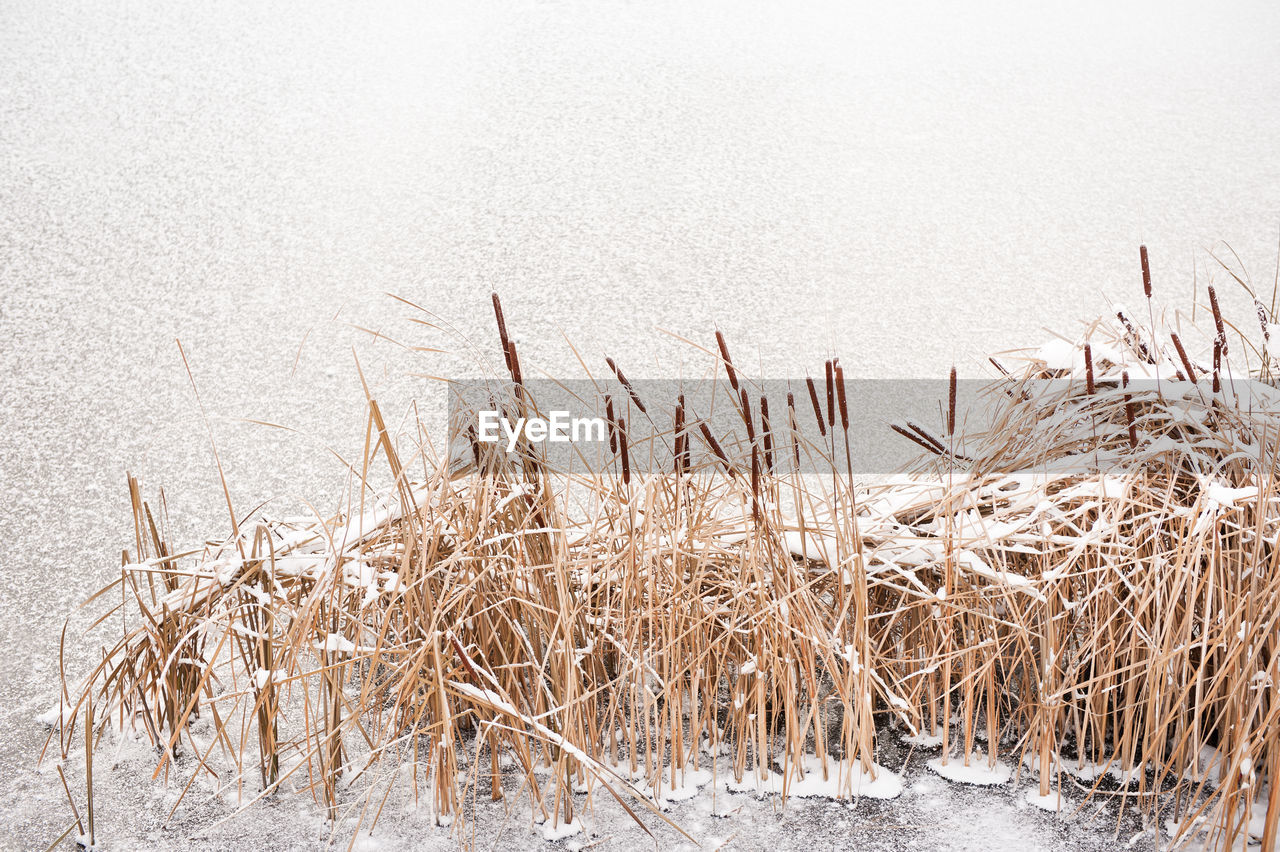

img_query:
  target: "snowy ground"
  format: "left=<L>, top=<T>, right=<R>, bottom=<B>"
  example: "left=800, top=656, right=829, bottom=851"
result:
left=25, top=718, right=1152, bottom=852
left=4, top=0, right=1280, bottom=849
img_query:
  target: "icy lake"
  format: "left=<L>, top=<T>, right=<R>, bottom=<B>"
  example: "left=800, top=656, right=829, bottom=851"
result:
left=3, top=0, right=1279, bottom=848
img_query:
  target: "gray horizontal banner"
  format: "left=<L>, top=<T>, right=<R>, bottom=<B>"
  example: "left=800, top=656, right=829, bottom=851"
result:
left=444, top=376, right=1277, bottom=476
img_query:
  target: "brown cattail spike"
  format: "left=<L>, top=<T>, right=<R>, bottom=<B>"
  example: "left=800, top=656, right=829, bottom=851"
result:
left=740, top=388, right=755, bottom=444
left=787, top=391, right=801, bottom=466
left=1209, top=286, right=1227, bottom=353
left=907, top=421, right=947, bottom=455
left=678, top=394, right=689, bottom=472
left=835, top=364, right=849, bottom=432
left=824, top=360, right=835, bottom=428
left=1213, top=340, right=1222, bottom=393
left=492, top=293, right=512, bottom=374
left=891, top=423, right=945, bottom=456
left=673, top=401, right=686, bottom=475
left=805, top=376, right=826, bottom=438
left=1084, top=343, right=1096, bottom=395
left=1117, top=310, right=1153, bottom=363
left=947, top=367, right=958, bottom=436
left=1171, top=332, right=1196, bottom=382
left=506, top=340, right=523, bottom=386
left=1123, top=371, right=1138, bottom=448
left=698, top=421, right=735, bottom=477
left=759, top=395, right=773, bottom=473
left=605, top=396, right=617, bottom=454
left=618, top=421, right=631, bottom=485
left=1140, top=245, right=1152, bottom=299
left=606, top=357, right=647, bottom=414
left=715, top=330, right=739, bottom=391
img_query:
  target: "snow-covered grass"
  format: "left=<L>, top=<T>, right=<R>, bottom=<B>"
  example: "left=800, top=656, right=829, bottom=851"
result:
left=42, top=270, right=1280, bottom=850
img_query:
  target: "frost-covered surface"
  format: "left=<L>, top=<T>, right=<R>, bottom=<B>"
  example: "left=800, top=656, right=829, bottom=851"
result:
left=926, top=754, right=1013, bottom=787
left=31, top=718, right=1148, bottom=852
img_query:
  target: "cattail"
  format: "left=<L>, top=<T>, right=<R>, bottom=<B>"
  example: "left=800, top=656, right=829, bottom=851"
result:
left=1117, top=310, right=1152, bottom=363
left=506, top=340, right=524, bottom=386
left=1209, top=286, right=1227, bottom=353
left=1170, top=332, right=1196, bottom=382
left=618, top=420, right=631, bottom=485
left=698, top=421, right=735, bottom=478
left=891, top=423, right=944, bottom=456
left=787, top=391, right=801, bottom=466
left=835, top=364, right=849, bottom=432
left=1213, top=340, right=1222, bottom=393
left=1123, top=371, right=1138, bottom=448
left=1084, top=343, right=1096, bottom=395
left=1139, top=245, right=1152, bottom=299
left=906, top=420, right=948, bottom=455
left=679, top=394, right=690, bottom=471
left=605, top=395, right=617, bottom=455
left=740, top=388, right=755, bottom=444
left=805, top=376, right=826, bottom=438
left=947, top=366, right=957, bottom=436
left=715, top=330, right=739, bottom=391
left=673, top=399, right=687, bottom=474
left=492, top=293, right=513, bottom=375
left=606, top=357, right=647, bottom=414
left=824, top=360, right=835, bottom=428
left=759, top=395, right=774, bottom=473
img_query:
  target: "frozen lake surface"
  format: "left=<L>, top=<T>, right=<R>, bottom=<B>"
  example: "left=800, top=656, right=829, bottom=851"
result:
left=2, top=0, right=1279, bottom=848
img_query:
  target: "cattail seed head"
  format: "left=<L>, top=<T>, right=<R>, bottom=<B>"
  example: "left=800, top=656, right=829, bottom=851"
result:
left=1140, top=245, right=1152, bottom=299
left=715, top=330, right=739, bottom=391
left=605, top=395, right=617, bottom=454
left=492, top=292, right=513, bottom=375
left=606, top=357, right=647, bottom=414
left=1171, top=332, right=1196, bottom=382
left=1117, top=310, right=1153, bottom=363
left=1213, top=339, right=1222, bottom=393
left=805, top=376, right=826, bottom=438
left=1084, top=343, right=1096, bottom=395
left=699, top=421, right=734, bottom=478
left=618, top=420, right=630, bottom=485
left=824, top=360, right=835, bottom=428
left=947, top=366, right=957, bottom=436
left=759, top=395, right=774, bottom=473
left=1209, top=286, right=1227, bottom=353
left=907, top=421, right=947, bottom=455
left=787, top=391, right=801, bottom=466
left=740, top=388, right=755, bottom=444
left=673, top=400, right=687, bottom=475
left=506, top=340, right=523, bottom=386
left=1122, top=370, right=1138, bottom=448
left=892, top=423, right=944, bottom=456
left=835, top=364, right=849, bottom=432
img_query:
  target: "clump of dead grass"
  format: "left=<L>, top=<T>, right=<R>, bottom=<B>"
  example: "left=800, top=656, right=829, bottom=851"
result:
left=44, top=250, right=1280, bottom=850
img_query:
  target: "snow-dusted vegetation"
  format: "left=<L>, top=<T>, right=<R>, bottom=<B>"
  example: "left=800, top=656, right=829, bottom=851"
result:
left=43, top=265, right=1280, bottom=850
